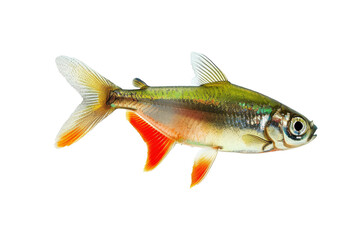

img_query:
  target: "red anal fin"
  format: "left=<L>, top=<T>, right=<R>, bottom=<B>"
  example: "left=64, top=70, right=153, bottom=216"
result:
left=191, top=148, right=218, bottom=188
left=126, top=111, right=175, bottom=171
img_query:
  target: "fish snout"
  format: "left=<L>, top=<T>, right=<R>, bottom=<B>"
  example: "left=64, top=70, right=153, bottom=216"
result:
left=308, top=121, right=317, bottom=142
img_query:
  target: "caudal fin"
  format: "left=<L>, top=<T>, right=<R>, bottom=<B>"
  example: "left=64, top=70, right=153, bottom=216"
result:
left=55, top=56, right=119, bottom=148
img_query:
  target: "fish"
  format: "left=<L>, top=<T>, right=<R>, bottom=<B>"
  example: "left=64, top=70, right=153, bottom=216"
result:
left=55, top=53, right=317, bottom=187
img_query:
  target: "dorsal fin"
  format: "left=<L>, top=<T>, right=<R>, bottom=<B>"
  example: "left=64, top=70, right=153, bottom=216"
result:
left=132, top=78, right=149, bottom=89
left=191, top=52, right=229, bottom=86
left=190, top=148, right=218, bottom=187
left=126, top=111, right=175, bottom=171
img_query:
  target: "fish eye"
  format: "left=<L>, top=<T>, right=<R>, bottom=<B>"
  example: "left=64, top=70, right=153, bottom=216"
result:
left=290, top=117, right=307, bottom=136
left=294, top=121, right=303, bottom=131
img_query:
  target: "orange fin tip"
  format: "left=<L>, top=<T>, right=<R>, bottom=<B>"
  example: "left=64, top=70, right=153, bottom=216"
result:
left=56, top=127, right=85, bottom=148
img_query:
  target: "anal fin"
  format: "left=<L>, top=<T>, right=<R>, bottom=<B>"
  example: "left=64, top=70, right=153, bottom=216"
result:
left=191, top=148, right=218, bottom=188
left=126, top=111, right=175, bottom=171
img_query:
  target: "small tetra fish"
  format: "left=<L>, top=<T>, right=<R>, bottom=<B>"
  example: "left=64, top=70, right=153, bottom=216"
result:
left=55, top=53, right=317, bottom=187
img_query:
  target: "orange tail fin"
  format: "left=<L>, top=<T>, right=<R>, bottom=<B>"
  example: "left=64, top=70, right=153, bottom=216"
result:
left=55, top=56, right=119, bottom=147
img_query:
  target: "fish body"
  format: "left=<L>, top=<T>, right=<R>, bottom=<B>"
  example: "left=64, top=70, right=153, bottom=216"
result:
left=111, top=83, right=278, bottom=153
left=55, top=53, right=317, bottom=187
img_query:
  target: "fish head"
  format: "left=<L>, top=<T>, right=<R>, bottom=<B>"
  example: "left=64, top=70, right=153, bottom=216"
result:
left=265, top=107, right=317, bottom=150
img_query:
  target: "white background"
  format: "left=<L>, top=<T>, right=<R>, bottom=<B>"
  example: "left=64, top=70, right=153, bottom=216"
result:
left=1, top=0, right=359, bottom=239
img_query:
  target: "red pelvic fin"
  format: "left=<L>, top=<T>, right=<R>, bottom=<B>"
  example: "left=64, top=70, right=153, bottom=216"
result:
left=191, top=148, right=218, bottom=188
left=126, top=111, right=175, bottom=171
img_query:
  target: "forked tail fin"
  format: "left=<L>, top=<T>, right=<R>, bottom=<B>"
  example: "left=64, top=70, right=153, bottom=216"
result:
left=55, top=56, right=119, bottom=148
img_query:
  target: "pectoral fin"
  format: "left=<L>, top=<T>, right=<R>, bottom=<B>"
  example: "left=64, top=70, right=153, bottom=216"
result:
left=191, top=148, right=218, bottom=188
left=127, top=111, right=175, bottom=171
left=242, top=134, right=273, bottom=152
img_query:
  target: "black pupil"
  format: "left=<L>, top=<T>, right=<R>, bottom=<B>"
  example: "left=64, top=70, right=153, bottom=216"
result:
left=294, top=121, right=303, bottom=132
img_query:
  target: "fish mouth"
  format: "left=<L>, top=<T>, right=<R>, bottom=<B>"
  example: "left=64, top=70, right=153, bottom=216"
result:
left=308, top=121, right=317, bottom=142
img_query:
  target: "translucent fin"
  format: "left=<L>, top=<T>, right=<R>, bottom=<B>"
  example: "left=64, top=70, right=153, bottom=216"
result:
left=55, top=56, right=119, bottom=148
left=126, top=111, right=175, bottom=171
left=191, top=148, right=218, bottom=188
left=242, top=134, right=272, bottom=149
left=191, top=52, right=228, bottom=86
left=132, top=78, right=149, bottom=89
